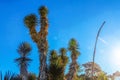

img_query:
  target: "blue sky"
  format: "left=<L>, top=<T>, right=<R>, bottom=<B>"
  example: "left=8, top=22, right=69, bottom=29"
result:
left=0, top=0, right=120, bottom=75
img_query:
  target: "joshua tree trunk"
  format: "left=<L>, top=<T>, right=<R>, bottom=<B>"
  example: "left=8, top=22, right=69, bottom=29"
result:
left=67, top=39, right=80, bottom=80
left=38, top=16, right=48, bottom=80
left=38, top=50, right=47, bottom=80
left=37, top=6, right=49, bottom=79
left=67, top=60, right=78, bottom=80
left=20, top=65, right=28, bottom=80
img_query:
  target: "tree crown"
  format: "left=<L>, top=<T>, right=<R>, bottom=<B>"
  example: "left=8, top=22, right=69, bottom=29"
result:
left=24, top=14, right=37, bottom=28
left=39, top=6, right=48, bottom=17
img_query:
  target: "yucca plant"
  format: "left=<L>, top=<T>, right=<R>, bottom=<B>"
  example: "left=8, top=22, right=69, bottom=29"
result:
left=1, top=71, right=22, bottom=80
left=14, top=42, right=32, bottom=80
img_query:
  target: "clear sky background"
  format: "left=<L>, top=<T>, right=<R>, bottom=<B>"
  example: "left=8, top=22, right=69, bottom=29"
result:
left=0, top=0, right=120, bottom=75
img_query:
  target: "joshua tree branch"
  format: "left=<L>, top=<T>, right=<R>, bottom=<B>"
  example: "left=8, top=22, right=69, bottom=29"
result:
left=29, top=27, right=39, bottom=43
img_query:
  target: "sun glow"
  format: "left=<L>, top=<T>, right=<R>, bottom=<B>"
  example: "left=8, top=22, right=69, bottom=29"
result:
left=110, top=46, right=120, bottom=66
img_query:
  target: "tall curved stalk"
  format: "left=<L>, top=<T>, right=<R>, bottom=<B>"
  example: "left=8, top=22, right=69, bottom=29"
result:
left=92, top=21, right=106, bottom=80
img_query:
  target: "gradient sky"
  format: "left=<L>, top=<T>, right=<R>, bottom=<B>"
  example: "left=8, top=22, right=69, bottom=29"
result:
left=0, top=0, right=120, bottom=75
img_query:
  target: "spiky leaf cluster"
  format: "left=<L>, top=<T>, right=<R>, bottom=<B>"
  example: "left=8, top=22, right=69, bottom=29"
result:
left=68, top=38, right=80, bottom=59
left=59, top=48, right=69, bottom=67
left=49, top=50, right=61, bottom=80
left=24, top=14, right=37, bottom=28
left=49, top=50, right=59, bottom=66
left=17, top=42, right=32, bottom=57
left=48, top=49, right=68, bottom=80
left=39, top=6, right=48, bottom=17
left=60, top=48, right=67, bottom=56
left=3, top=72, right=22, bottom=80
left=15, top=42, right=32, bottom=68
left=68, top=38, right=79, bottom=51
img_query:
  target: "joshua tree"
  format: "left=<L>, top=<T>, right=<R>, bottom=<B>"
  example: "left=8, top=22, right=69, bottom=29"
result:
left=24, top=6, right=49, bottom=80
left=67, top=38, right=80, bottom=80
left=48, top=49, right=68, bottom=80
left=59, top=48, right=69, bottom=80
left=14, top=42, right=32, bottom=79
left=48, top=50, right=60, bottom=80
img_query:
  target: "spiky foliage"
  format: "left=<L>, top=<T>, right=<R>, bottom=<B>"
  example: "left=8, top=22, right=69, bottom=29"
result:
left=17, top=42, right=32, bottom=56
left=59, top=48, right=69, bottom=80
left=24, top=6, right=49, bottom=80
left=3, top=71, right=22, bottom=80
left=15, top=42, right=32, bottom=79
left=68, top=38, right=80, bottom=59
left=39, top=6, right=48, bottom=17
left=3, top=72, right=37, bottom=80
left=24, top=14, right=37, bottom=28
left=28, top=73, right=36, bottom=80
left=49, top=50, right=58, bottom=65
left=48, top=50, right=62, bottom=80
left=48, top=49, right=69, bottom=80
left=4, top=72, right=15, bottom=80
left=60, top=48, right=67, bottom=56
left=59, top=48, right=69, bottom=66
left=67, top=38, right=80, bottom=80
left=24, top=14, right=38, bottom=43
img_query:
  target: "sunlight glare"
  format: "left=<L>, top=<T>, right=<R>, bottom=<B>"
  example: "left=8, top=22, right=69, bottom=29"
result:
left=111, top=46, right=120, bottom=66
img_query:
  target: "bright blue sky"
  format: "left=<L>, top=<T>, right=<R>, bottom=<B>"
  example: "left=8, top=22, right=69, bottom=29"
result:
left=0, top=0, right=120, bottom=75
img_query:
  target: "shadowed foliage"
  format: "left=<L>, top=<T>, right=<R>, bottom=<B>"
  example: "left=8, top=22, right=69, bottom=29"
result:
left=28, top=73, right=37, bottom=80
left=48, top=50, right=61, bottom=80
left=2, top=71, right=22, bottom=80
left=48, top=48, right=68, bottom=80
left=2, top=72, right=37, bottom=80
